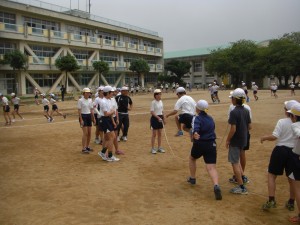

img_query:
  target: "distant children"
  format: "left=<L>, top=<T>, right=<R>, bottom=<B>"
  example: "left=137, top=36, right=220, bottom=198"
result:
left=0, top=93, right=12, bottom=125
left=251, top=82, right=259, bottom=101
left=150, top=89, right=166, bottom=154
left=10, top=93, right=24, bottom=122
left=49, top=94, right=66, bottom=119
left=41, top=93, right=52, bottom=122
left=188, top=100, right=222, bottom=200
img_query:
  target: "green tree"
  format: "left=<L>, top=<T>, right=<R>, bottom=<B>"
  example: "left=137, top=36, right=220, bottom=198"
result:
left=164, top=59, right=191, bottom=85
left=92, top=60, right=110, bottom=85
left=129, top=58, right=150, bottom=86
left=55, top=54, right=80, bottom=85
left=281, top=32, right=300, bottom=45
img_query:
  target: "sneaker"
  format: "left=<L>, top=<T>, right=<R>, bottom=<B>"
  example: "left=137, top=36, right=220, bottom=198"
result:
left=175, top=130, right=184, bottom=136
left=214, top=185, right=222, bottom=200
left=117, top=136, right=120, bottom=142
left=98, top=151, right=107, bottom=161
left=285, top=201, right=295, bottom=211
left=151, top=148, right=157, bottom=154
left=187, top=177, right=196, bottom=185
left=82, top=148, right=89, bottom=154
left=121, top=136, right=127, bottom=141
left=86, top=147, right=93, bottom=152
left=242, top=176, right=250, bottom=184
left=94, top=138, right=100, bottom=144
left=12, top=119, right=15, bottom=123
left=116, top=150, right=125, bottom=155
left=47, top=118, right=51, bottom=123
left=50, top=118, right=54, bottom=122
left=230, top=186, right=248, bottom=194
left=157, top=147, right=165, bottom=153
left=262, top=200, right=276, bottom=210
left=107, top=155, right=120, bottom=162
left=229, top=176, right=237, bottom=184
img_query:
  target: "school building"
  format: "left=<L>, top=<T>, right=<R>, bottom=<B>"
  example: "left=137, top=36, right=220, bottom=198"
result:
left=0, top=0, right=164, bottom=96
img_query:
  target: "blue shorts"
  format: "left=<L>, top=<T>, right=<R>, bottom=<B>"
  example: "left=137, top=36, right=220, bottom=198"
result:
left=191, top=141, right=217, bottom=164
left=3, top=105, right=10, bottom=112
left=43, top=105, right=49, bottom=112
left=80, top=114, right=92, bottom=127
left=52, top=104, right=58, bottom=111
left=268, top=146, right=293, bottom=176
left=150, top=115, right=164, bottom=130
left=99, top=116, right=114, bottom=133
left=288, top=152, right=300, bottom=181
left=178, top=113, right=194, bottom=129
left=14, top=104, right=19, bottom=110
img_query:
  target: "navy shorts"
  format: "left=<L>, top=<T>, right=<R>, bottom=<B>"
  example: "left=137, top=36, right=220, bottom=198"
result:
left=80, top=114, right=92, bottom=127
left=99, top=116, right=114, bottom=133
left=243, top=132, right=250, bottom=150
left=178, top=113, right=194, bottom=129
left=268, top=146, right=293, bottom=176
left=52, top=104, right=58, bottom=111
left=191, top=141, right=217, bottom=164
left=14, top=104, right=19, bottom=110
left=43, top=105, right=49, bottom=112
left=253, top=90, right=257, bottom=94
left=150, top=115, right=164, bottom=130
left=288, top=152, right=300, bottom=180
left=3, top=105, right=10, bottom=112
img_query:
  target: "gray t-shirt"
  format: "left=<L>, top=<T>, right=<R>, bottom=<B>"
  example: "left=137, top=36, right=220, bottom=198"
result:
left=228, top=105, right=251, bottom=148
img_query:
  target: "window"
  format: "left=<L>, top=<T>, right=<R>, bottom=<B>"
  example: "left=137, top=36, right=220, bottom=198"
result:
left=72, top=74, right=93, bottom=86
left=71, top=49, right=93, bottom=60
left=0, top=12, right=16, bottom=24
left=100, top=52, right=118, bottom=62
left=0, top=42, right=16, bottom=54
left=194, top=62, right=202, bottom=72
left=0, top=74, right=16, bottom=94
left=29, top=45, right=59, bottom=57
left=24, top=17, right=60, bottom=30
left=30, top=74, right=59, bottom=87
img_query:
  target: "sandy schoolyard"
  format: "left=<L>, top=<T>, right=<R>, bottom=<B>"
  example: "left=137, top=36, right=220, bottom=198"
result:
left=0, top=89, right=299, bottom=225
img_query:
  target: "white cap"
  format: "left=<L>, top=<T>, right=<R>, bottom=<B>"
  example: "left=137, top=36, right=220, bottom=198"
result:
left=208, top=84, right=212, bottom=87
left=111, top=87, right=116, bottom=91
left=285, top=100, right=299, bottom=110
left=232, top=88, right=246, bottom=99
left=196, top=100, right=209, bottom=111
left=97, top=86, right=104, bottom=91
left=176, top=87, right=186, bottom=94
left=228, top=91, right=234, bottom=98
left=121, top=86, right=129, bottom=91
left=252, top=82, right=255, bottom=85
left=103, top=85, right=113, bottom=93
left=288, top=103, right=300, bottom=116
left=40, top=93, right=46, bottom=97
left=154, top=89, right=161, bottom=93
left=0, top=93, right=3, bottom=96
left=11, top=93, right=16, bottom=97
left=49, top=93, right=55, bottom=97
left=82, top=87, right=91, bottom=93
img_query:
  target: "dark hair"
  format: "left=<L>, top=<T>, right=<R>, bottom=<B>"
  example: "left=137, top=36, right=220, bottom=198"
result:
left=235, top=98, right=243, bottom=106
left=154, top=92, right=161, bottom=98
left=295, top=115, right=300, bottom=122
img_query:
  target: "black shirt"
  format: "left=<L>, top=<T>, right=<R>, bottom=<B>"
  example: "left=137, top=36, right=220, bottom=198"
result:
left=115, top=95, right=133, bottom=113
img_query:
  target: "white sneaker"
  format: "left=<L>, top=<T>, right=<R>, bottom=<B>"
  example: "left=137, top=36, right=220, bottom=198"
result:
left=107, top=155, right=120, bottom=162
left=94, top=138, right=100, bottom=144
left=151, top=148, right=157, bottom=154
left=12, top=119, right=15, bottom=123
left=117, top=136, right=120, bottom=142
left=47, top=118, right=51, bottom=123
left=121, top=136, right=127, bottom=141
left=157, top=147, right=165, bottom=153
left=98, top=151, right=107, bottom=161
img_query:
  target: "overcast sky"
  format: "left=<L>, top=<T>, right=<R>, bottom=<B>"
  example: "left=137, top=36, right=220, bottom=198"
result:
left=41, top=0, right=300, bottom=52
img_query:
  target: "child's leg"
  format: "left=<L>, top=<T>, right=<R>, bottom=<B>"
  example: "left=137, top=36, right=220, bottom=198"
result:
left=151, top=129, right=157, bottom=149
left=157, top=129, right=162, bottom=148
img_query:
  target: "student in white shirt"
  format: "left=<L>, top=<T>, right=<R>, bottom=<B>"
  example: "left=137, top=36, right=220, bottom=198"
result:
left=260, top=100, right=298, bottom=211
left=10, top=93, right=24, bottom=122
left=41, top=93, right=52, bottom=122
left=0, top=93, right=12, bottom=125
left=77, top=88, right=95, bottom=154
left=150, top=89, right=166, bottom=154
left=49, top=94, right=66, bottom=120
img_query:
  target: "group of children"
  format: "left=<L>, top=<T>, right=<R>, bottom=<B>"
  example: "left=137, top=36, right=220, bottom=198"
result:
left=0, top=92, right=24, bottom=125
left=40, top=93, right=66, bottom=122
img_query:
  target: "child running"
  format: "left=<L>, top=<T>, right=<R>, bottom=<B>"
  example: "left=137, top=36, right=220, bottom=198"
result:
left=10, top=93, right=24, bottom=122
left=150, top=89, right=166, bottom=154
left=49, top=93, right=66, bottom=120
left=187, top=99, right=222, bottom=200
left=0, top=93, right=12, bottom=125
left=41, top=93, right=52, bottom=122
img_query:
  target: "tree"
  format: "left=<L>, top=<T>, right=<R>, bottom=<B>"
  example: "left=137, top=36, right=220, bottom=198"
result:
left=92, top=60, right=110, bottom=85
left=129, top=58, right=150, bottom=86
left=281, top=32, right=300, bottom=45
left=164, top=59, right=191, bottom=85
left=55, top=54, right=80, bottom=86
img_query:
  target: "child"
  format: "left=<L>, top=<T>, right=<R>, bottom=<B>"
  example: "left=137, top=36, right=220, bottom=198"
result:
left=41, top=93, right=52, bottom=122
left=251, top=82, right=259, bottom=101
left=150, top=89, right=166, bottom=154
left=260, top=100, right=298, bottom=211
left=10, top=93, right=24, bottom=122
left=49, top=94, right=66, bottom=119
left=187, top=99, right=222, bottom=200
left=286, top=103, right=300, bottom=224
left=0, top=93, right=12, bottom=125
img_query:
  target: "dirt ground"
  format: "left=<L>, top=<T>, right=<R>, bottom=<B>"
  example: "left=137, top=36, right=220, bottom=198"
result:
left=0, top=89, right=299, bottom=225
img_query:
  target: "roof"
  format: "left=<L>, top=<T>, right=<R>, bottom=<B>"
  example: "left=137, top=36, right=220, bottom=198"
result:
left=164, top=44, right=230, bottom=59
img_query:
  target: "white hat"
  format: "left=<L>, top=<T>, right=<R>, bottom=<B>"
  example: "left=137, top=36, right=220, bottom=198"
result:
left=154, top=89, right=161, bottom=93
left=285, top=100, right=299, bottom=111
left=228, top=91, right=234, bottom=98
left=103, top=85, right=113, bottom=93
left=288, top=103, right=300, bottom=116
left=49, top=93, right=55, bottom=97
left=11, top=93, right=16, bottom=97
left=176, top=87, right=186, bottom=94
left=97, top=86, right=104, bottom=91
left=40, top=93, right=46, bottom=97
left=111, top=87, right=116, bottom=91
left=252, top=82, right=255, bottom=85
left=232, top=88, right=246, bottom=99
left=208, top=84, right=212, bottom=87
left=0, top=93, right=3, bottom=96
left=196, top=100, right=209, bottom=111
left=82, top=87, right=91, bottom=93
left=121, top=86, right=129, bottom=91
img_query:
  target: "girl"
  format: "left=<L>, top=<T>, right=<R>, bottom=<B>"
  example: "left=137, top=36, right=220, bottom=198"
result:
left=41, top=93, right=52, bottom=122
left=78, top=88, right=95, bottom=154
left=49, top=94, right=66, bottom=119
left=34, top=88, right=40, bottom=105
left=10, top=93, right=24, bottom=122
left=150, top=89, right=166, bottom=154
left=0, top=93, right=12, bottom=125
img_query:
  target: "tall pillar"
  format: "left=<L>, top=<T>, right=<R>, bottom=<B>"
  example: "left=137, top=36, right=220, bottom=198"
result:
left=19, top=71, right=26, bottom=95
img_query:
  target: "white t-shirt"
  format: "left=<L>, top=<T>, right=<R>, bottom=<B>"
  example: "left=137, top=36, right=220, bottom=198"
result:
left=77, top=97, right=93, bottom=114
left=252, top=85, right=258, bottom=91
left=42, top=98, right=49, bottom=106
left=174, top=95, right=196, bottom=115
left=291, top=122, right=300, bottom=154
left=272, top=118, right=295, bottom=148
left=101, top=97, right=113, bottom=117
left=11, top=97, right=20, bottom=105
left=150, top=100, right=163, bottom=116
left=1, top=97, right=9, bottom=106
left=50, top=98, right=56, bottom=105
left=111, top=97, right=118, bottom=118
left=93, top=97, right=103, bottom=118
left=228, top=104, right=252, bottom=119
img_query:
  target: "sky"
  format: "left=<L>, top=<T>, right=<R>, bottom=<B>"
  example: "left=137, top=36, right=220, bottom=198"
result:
left=40, top=0, right=300, bottom=52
